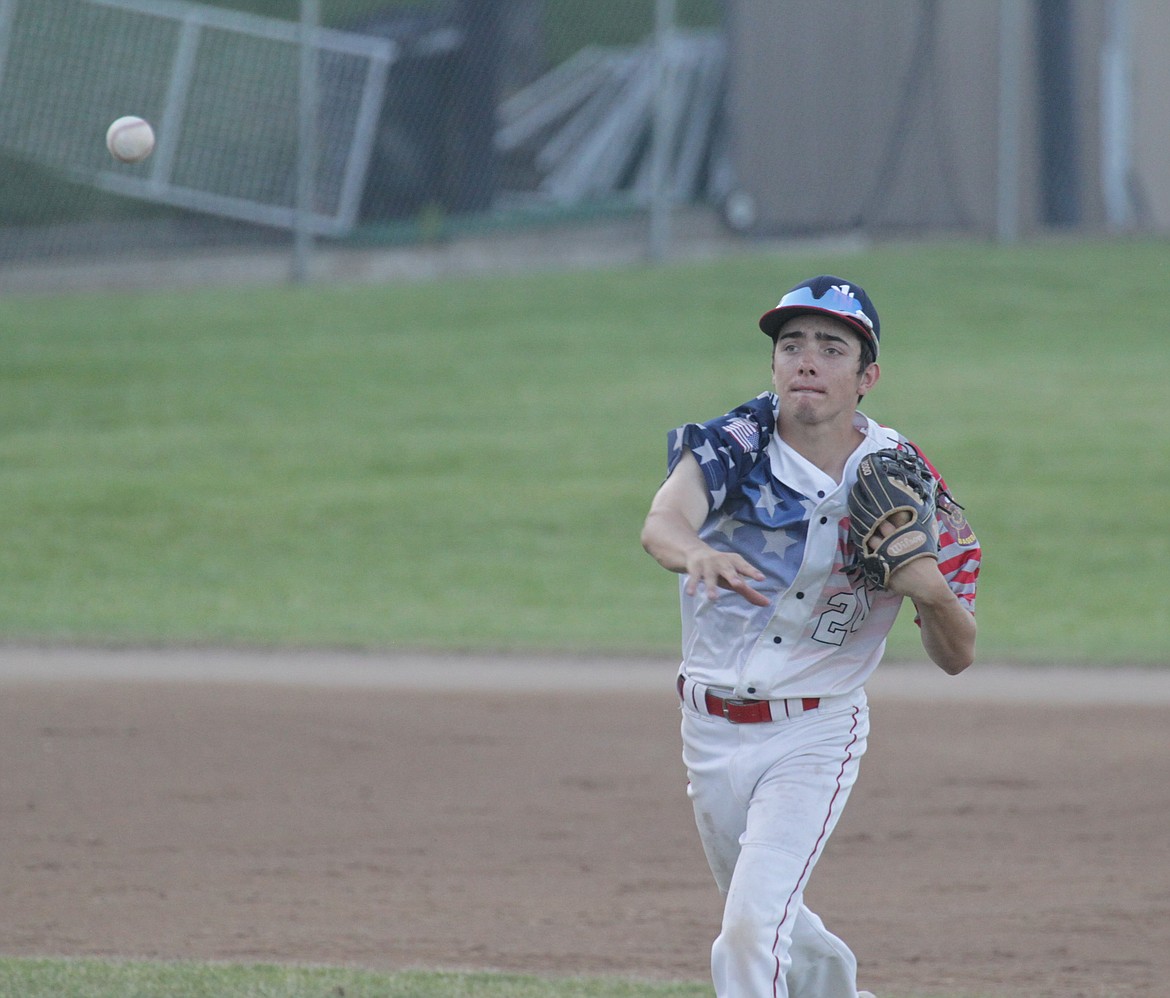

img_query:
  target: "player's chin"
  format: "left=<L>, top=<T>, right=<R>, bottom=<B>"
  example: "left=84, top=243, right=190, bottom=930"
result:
left=785, top=395, right=829, bottom=423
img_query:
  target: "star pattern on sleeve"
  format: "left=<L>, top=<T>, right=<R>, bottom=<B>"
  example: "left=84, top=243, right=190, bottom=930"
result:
left=692, top=439, right=719, bottom=465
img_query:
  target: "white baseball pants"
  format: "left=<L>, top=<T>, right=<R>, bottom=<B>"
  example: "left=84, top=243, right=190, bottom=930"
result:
left=680, top=687, right=869, bottom=998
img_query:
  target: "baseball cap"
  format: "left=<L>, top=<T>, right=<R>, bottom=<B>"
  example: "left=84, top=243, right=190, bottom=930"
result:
left=758, top=275, right=880, bottom=357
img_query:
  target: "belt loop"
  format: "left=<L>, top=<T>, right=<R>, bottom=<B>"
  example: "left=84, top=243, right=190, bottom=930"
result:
left=677, top=674, right=702, bottom=714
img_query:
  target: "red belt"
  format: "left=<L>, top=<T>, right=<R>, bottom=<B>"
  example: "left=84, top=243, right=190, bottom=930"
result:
left=677, top=675, right=820, bottom=724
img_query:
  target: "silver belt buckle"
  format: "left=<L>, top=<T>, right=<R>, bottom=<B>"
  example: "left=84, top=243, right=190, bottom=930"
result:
left=721, top=695, right=751, bottom=722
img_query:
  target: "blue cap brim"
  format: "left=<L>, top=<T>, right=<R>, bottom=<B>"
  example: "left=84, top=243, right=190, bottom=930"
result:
left=759, top=306, right=880, bottom=357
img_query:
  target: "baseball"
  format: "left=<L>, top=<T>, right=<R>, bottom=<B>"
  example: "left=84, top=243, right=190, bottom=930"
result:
left=105, top=116, right=155, bottom=163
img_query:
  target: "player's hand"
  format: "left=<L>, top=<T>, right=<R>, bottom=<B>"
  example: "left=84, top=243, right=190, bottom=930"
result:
left=870, top=518, right=947, bottom=601
left=683, top=549, right=769, bottom=607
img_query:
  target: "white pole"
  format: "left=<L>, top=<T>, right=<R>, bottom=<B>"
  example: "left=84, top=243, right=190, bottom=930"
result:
left=648, top=0, right=676, bottom=262
left=1101, top=0, right=1134, bottom=231
left=292, top=0, right=320, bottom=284
left=996, top=0, right=1025, bottom=244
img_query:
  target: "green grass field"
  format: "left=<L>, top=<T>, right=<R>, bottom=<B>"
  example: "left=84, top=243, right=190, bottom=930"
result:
left=1, top=236, right=1166, bottom=998
left=2, top=237, right=1168, bottom=663
left=0, top=956, right=988, bottom=998
left=0, top=959, right=719, bottom=998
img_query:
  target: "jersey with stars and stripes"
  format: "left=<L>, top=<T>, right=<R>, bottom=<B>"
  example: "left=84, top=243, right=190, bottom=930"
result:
left=666, top=392, right=980, bottom=699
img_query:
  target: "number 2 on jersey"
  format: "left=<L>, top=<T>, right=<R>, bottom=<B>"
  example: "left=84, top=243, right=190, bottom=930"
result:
left=812, top=585, right=872, bottom=646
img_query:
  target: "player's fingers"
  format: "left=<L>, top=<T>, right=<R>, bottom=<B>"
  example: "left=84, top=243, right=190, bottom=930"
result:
left=687, top=554, right=767, bottom=604
left=704, top=568, right=728, bottom=600
left=700, top=566, right=740, bottom=600
left=876, top=512, right=911, bottom=536
left=870, top=516, right=906, bottom=550
left=720, top=571, right=770, bottom=607
left=733, top=581, right=771, bottom=607
left=686, top=566, right=722, bottom=600
left=735, top=559, right=766, bottom=582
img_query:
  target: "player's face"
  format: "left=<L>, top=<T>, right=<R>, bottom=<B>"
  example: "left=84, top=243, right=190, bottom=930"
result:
left=770, top=315, right=878, bottom=426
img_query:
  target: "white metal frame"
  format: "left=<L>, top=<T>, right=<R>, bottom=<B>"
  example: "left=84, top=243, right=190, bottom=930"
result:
left=0, top=0, right=397, bottom=237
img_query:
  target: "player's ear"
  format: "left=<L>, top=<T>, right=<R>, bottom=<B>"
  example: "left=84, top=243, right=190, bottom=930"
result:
left=858, top=362, right=880, bottom=397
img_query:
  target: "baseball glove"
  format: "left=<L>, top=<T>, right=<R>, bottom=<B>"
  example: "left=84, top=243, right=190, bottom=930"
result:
left=847, top=448, right=939, bottom=589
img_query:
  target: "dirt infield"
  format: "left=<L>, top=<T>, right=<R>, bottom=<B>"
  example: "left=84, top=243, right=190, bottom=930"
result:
left=2, top=648, right=1167, bottom=998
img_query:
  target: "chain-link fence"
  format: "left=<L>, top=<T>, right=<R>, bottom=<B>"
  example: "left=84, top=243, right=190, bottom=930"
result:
left=0, top=0, right=726, bottom=282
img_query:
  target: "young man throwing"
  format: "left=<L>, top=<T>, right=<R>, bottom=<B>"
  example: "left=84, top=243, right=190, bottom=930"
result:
left=640, top=275, right=980, bottom=997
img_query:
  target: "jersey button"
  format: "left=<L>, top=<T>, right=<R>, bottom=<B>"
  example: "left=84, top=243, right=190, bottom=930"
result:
left=796, top=592, right=804, bottom=599
left=819, top=516, right=828, bottom=524
left=772, top=636, right=782, bottom=644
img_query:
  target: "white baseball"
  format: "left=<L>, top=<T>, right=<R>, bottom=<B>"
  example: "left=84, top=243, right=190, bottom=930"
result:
left=106, top=116, right=155, bottom=163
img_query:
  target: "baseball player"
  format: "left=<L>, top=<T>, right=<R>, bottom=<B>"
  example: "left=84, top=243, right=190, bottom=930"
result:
left=640, top=275, right=980, bottom=997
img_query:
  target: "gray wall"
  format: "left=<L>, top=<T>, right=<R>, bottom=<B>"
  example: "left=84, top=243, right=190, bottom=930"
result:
left=724, top=0, right=1168, bottom=238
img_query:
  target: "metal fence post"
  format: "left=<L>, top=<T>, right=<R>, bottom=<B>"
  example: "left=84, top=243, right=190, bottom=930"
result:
left=1102, top=0, right=1134, bottom=231
left=996, top=0, right=1025, bottom=244
left=648, top=0, right=676, bottom=262
left=292, top=0, right=319, bottom=284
